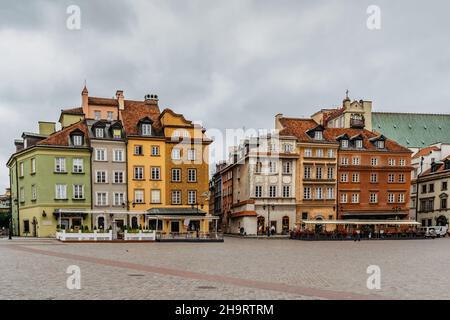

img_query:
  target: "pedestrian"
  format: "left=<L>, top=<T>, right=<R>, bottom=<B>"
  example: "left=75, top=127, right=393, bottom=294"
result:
left=270, top=225, right=275, bottom=236
left=356, top=229, right=361, bottom=242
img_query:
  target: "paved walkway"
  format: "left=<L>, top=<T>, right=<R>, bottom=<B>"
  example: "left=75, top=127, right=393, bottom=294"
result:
left=1, top=237, right=449, bottom=299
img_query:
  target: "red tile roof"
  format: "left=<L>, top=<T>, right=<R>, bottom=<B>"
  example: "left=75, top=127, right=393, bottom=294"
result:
left=412, top=146, right=440, bottom=159
left=37, top=120, right=89, bottom=147
left=422, top=154, right=450, bottom=175
left=278, top=117, right=336, bottom=143
left=120, top=100, right=161, bottom=135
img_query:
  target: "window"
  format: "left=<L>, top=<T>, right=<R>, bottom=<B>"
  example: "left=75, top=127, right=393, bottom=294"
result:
left=151, top=190, right=161, bottom=204
left=314, top=131, right=323, bottom=140
left=31, top=158, right=36, bottom=174
left=113, top=129, right=122, bottom=139
left=283, top=185, right=291, bottom=198
left=55, top=184, right=67, bottom=199
left=268, top=161, right=277, bottom=173
left=316, top=149, right=323, bottom=157
left=269, top=186, right=277, bottom=198
left=113, top=192, right=125, bottom=206
left=327, top=149, right=334, bottom=158
left=429, top=184, right=434, bottom=193
left=370, top=173, right=378, bottom=183
left=113, top=171, right=124, bottom=184
left=19, top=162, right=24, bottom=177
left=73, top=158, right=83, bottom=173
left=134, top=190, right=144, bottom=203
left=187, top=149, right=196, bottom=161
left=304, top=187, right=311, bottom=200
left=371, top=158, right=379, bottom=166
left=95, top=149, right=106, bottom=161
left=316, top=167, right=323, bottom=179
left=351, top=193, right=359, bottom=203
left=340, top=157, right=349, bottom=165
left=255, top=161, right=262, bottom=173
left=151, top=146, right=160, bottom=156
left=304, top=149, right=312, bottom=157
left=441, top=198, right=448, bottom=209
left=151, top=167, right=161, bottom=180
left=388, top=173, right=395, bottom=183
left=188, top=190, right=197, bottom=204
left=172, top=149, right=181, bottom=160
left=355, top=140, right=363, bottom=149
left=398, top=174, right=405, bottom=183
left=341, top=140, right=349, bottom=148
left=422, top=185, right=427, bottom=194
left=388, top=193, right=395, bottom=203
left=94, top=111, right=101, bottom=120
left=282, top=161, right=292, bottom=174
left=55, top=158, right=66, bottom=173
left=326, top=187, right=334, bottom=199
left=352, top=157, right=360, bottom=165
left=255, top=185, right=263, bottom=198
left=370, top=193, right=378, bottom=203
left=31, top=185, right=37, bottom=201
left=268, top=143, right=277, bottom=153
left=340, top=193, right=348, bottom=203
left=95, top=128, right=104, bottom=138
left=113, top=149, right=124, bottom=162
left=73, top=135, right=83, bottom=146
left=172, top=190, right=181, bottom=204
left=316, top=187, right=323, bottom=200
left=188, top=169, right=197, bottom=182
left=327, top=167, right=334, bottom=179
left=134, top=167, right=144, bottom=180
left=134, top=145, right=143, bottom=155
left=142, top=123, right=152, bottom=136
left=19, top=187, right=25, bottom=203
left=399, top=159, right=406, bottom=166
left=376, top=140, right=385, bottom=149
left=107, top=111, right=113, bottom=121
left=352, top=173, right=360, bottom=183
left=96, top=192, right=108, bottom=206
left=388, top=158, right=396, bottom=166
left=443, top=181, right=448, bottom=191
left=96, top=171, right=107, bottom=183
left=340, top=173, right=348, bottom=183
left=73, top=185, right=84, bottom=199
left=172, top=169, right=181, bottom=182
left=283, top=144, right=293, bottom=153
left=23, top=220, right=30, bottom=233
left=398, top=193, right=405, bottom=203
left=304, top=167, right=312, bottom=179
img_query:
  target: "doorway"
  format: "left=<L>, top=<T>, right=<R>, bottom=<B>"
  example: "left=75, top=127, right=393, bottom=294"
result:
left=171, top=221, right=180, bottom=233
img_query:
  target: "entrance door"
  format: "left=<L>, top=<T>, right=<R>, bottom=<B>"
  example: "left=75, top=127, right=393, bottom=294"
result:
left=32, top=217, right=38, bottom=237
left=270, top=221, right=277, bottom=234
left=171, top=221, right=180, bottom=233
left=61, top=218, right=69, bottom=230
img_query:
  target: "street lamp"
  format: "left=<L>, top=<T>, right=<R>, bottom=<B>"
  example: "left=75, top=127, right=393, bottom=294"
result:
left=263, top=203, right=275, bottom=237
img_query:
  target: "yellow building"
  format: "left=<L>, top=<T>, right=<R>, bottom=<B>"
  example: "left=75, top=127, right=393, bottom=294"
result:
left=121, top=95, right=215, bottom=237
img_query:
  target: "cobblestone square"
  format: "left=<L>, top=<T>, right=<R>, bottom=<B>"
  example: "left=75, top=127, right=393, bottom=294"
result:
left=1, top=237, right=449, bottom=300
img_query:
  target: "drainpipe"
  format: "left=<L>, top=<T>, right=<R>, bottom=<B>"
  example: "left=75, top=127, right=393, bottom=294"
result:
left=15, top=159, right=20, bottom=236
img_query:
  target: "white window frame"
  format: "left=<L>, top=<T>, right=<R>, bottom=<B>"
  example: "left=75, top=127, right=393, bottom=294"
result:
left=151, top=189, right=161, bottom=204
left=172, top=190, right=181, bottom=204
left=73, top=184, right=84, bottom=199
left=151, top=167, right=161, bottom=180
left=55, top=157, right=66, bottom=173
left=96, top=192, right=108, bottom=206
left=113, top=192, right=125, bottom=206
left=55, top=184, right=67, bottom=200
left=187, top=149, right=196, bottom=161
left=188, top=190, right=197, bottom=204
left=96, top=170, right=107, bottom=183
left=95, top=148, right=107, bottom=161
left=134, top=190, right=144, bottom=204
left=113, top=171, right=125, bottom=184
left=72, top=158, right=84, bottom=173
left=255, top=185, right=263, bottom=198
left=134, top=167, right=144, bottom=180
left=113, top=149, right=125, bottom=162
left=171, top=149, right=181, bottom=160
left=188, top=169, right=197, bottom=182
left=269, top=185, right=277, bottom=198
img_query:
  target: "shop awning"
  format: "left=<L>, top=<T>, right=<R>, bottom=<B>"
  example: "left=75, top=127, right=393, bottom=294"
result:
left=302, top=219, right=421, bottom=226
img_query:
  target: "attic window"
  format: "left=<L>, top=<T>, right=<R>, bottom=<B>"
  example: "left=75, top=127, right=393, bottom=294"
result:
left=445, top=160, right=450, bottom=170
left=341, top=140, right=349, bottom=148
left=142, top=123, right=152, bottom=136
left=355, top=139, right=363, bottom=149
left=113, top=129, right=122, bottom=139
left=314, top=131, right=323, bottom=140
left=376, top=140, right=385, bottom=149
left=95, top=128, right=104, bottom=138
left=73, top=135, right=83, bottom=146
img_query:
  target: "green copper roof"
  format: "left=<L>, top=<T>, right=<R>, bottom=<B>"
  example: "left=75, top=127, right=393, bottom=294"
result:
left=372, top=112, right=450, bottom=148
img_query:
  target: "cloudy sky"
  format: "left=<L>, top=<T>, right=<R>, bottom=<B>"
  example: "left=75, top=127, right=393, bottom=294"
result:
left=1, top=0, right=450, bottom=191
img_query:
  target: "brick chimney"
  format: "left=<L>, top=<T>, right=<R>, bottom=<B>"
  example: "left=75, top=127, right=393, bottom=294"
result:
left=144, top=94, right=159, bottom=105
left=81, top=85, right=89, bottom=116
left=116, top=90, right=125, bottom=110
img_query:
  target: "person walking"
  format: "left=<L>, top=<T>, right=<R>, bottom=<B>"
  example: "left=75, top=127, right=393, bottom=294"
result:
left=356, top=229, right=361, bottom=242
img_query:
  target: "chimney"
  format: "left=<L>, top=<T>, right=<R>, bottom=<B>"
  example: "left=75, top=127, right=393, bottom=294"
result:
left=81, top=85, right=89, bottom=116
left=14, top=139, right=24, bottom=152
left=38, top=121, right=56, bottom=136
left=275, top=113, right=283, bottom=130
left=144, top=94, right=159, bottom=105
left=116, top=90, right=125, bottom=110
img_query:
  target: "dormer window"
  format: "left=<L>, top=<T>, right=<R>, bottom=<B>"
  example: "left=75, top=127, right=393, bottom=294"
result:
left=113, top=129, right=122, bottom=139
left=341, top=140, right=349, bottom=148
left=444, top=160, right=450, bottom=170
left=73, top=135, right=83, bottom=146
left=95, top=128, right=104, bottom=138
left=314, top=131, right=323, bottom=140
left=355, top=139, right=363, bottom=149
left=142, top=123, right=151, bottom=136
left=376, top=140, right=385, bottom=149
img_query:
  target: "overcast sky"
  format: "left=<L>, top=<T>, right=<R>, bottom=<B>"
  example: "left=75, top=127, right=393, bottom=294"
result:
left=1, top=0, right=450, bottom=191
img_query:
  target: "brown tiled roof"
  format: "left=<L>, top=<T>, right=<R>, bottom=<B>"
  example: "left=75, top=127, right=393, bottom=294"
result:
left=412, top=146, right=440, bottom=159
left=120, top=101, right=161, bottom=135
left=88, top=97, right=118, bottom=106
left=323, top=108, right=344, bottom=124
left=61, top=107, right=84, bottom=115
left=37, top=120, right=89, bottom=147
left=231, top=211, right=257, bottom=218
left=422, top=154, right=450, bottom=175
left=279, top=117, right=410, bottom=152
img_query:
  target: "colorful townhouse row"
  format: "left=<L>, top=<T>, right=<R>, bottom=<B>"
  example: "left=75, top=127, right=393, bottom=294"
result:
left=210, top=95, right=450, bottom=235
left=7, top=87, right=214, bottom=238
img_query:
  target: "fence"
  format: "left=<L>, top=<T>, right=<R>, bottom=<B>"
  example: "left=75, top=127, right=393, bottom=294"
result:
left=56, top=230, right=113, bottom=241
left=124, top=230, right=156, bottom=241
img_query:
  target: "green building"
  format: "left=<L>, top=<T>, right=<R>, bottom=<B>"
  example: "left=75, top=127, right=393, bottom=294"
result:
left=7, top=121, right=92, bottom=237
